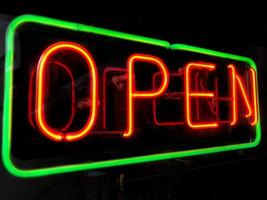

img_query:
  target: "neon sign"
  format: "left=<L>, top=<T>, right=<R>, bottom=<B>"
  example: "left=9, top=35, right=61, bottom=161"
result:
left=1, top=15, right=261, bottom=177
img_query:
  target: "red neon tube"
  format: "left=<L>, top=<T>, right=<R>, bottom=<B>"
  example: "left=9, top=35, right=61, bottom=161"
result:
left=35, top=41, right=98, bottom=142
left=185, top=62, right=218, bottom=129
left=124, top=53, right=169, bottom=138
left=228, top=64, right=258, bottom=126
left=249, top=68, right=258, bottom=125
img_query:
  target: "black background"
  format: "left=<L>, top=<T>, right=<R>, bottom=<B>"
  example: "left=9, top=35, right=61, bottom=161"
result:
left=1, top=2, right=267, bottom=200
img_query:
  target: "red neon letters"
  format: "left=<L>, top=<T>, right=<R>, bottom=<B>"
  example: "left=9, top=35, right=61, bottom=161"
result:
left=35, top=42, right=98, bottom=142
left=30, top=41, right=258, bottom=142
left=185, top=62, right=218, bottom=129
left=228, top=65, right=258, bottom=126
left=124, top=54, right=169, bottom=137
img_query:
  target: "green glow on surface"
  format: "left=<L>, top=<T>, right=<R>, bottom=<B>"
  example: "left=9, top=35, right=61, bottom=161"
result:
left=2, top=15, right=262, bottom=178
left=171, top=44, right=257, bottom=70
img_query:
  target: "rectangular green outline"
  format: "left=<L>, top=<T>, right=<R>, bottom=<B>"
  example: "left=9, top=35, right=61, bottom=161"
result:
left=1, top=14, right=261, bottom=178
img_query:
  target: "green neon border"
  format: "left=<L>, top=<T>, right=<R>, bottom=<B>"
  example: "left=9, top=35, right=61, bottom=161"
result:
left=1, top=14, right=261, bottom=178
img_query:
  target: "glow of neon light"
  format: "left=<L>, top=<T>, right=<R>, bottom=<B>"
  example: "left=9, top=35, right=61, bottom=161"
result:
left=185, top=62, right=218, bottom=129
left=228, top=64, right=258, bottom=126
left=250, top=68, right=258, bottom=125
left=28, top=60, right=76, bottom=132
left=28, top=61, right=76, bottom=131
left=35, top=42, right=98, bottom=142
left=236, top=75, right=252, bottom=118
left=228, top=65, right=237, bottom=126
left=2, top=14, right=261, bottom=178
left=124, top=53, right=169, bottom=137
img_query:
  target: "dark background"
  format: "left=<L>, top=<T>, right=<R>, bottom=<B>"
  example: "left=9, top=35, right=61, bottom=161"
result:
left=1, top=2, right=267, bottom=199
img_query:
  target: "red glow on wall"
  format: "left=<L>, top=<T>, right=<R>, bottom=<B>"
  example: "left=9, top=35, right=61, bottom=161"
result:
left=152, top=72, right=184, bottom=126
left=53, top=61, right=76, bottom=131
left=102, top=67, right=127, bottom=131
left=28, top=68, right=36, bottom=129
left=28, top=61, right=76, bottom=131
